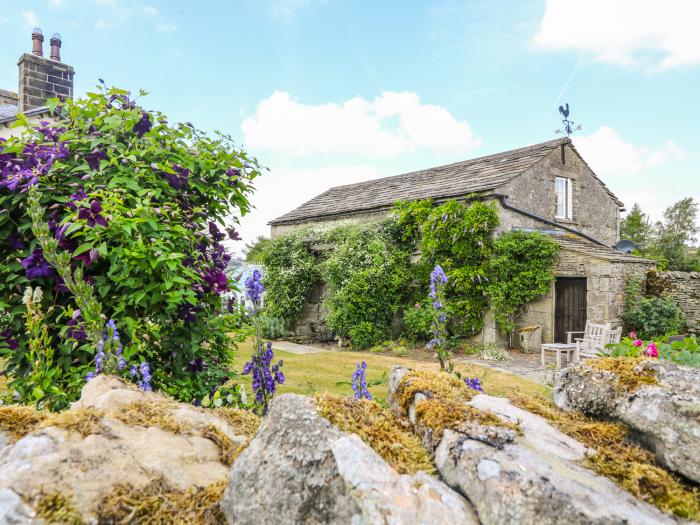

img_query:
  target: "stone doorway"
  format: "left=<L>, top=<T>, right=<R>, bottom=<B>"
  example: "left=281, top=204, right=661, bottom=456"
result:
left=554, top=277, right=587, bottom=343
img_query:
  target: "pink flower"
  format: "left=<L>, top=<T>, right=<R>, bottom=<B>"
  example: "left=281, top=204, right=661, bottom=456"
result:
left=415, top=303, right=421, bottom=309
left=646, top=343, right=658, bottom=358
left=629, top=331, right=637, bottom=339
left=633, top=339, right=643, bottom=347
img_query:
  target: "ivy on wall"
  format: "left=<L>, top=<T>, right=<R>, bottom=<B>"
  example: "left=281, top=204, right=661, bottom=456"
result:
left=258, top=198, right=559, bottom=348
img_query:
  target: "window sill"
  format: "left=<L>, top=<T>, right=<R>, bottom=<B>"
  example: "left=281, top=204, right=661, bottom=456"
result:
left=554, top=217, right=576, bottom=224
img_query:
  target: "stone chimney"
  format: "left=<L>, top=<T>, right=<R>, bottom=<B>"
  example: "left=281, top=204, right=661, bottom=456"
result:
left=17, top=29, right=74, bottom=113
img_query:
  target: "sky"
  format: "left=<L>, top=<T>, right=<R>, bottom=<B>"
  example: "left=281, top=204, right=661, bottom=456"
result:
left=1, top=0, right=698, bottom=253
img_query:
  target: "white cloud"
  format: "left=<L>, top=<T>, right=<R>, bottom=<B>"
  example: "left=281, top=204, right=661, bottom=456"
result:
left=534, top=0, right=700, bottom=71
left=156, top=21, right=176, bottom=32
left=574, top=126, right=685, bottom=177
left=141, top=4, right=158, bottom=17
left=0, top=15, right=9, bottom=24
left=235, top=164, right=382, bottom=250
left=49, top=0, right=63, bottom=7
left=95, top=17, right=106, bottom=30
left=242, top=91, right=481, bottom=158
left=21, top=11, right=39, bottom=30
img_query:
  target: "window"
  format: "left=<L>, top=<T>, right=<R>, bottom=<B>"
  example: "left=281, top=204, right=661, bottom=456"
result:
left=555, top=177, right=573, bottom=220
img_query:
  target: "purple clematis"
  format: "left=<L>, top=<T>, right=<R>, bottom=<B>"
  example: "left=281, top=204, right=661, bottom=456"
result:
left=21, top=248, right=54, bottom=280
left=133, top=111, right=152, bottom=138
left=77, top=200, right=108, bottom=227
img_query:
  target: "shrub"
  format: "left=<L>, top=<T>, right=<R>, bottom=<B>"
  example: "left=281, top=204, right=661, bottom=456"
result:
left=322, top=225, right=412, bottom=349
left=623, top=296, right=686, bottom=338
left=401, top=302, right=434, bottom=343
left=478, top=343, right=510, bottom=361
left=259, top=315, right=287, bottom=340
left=260, top=229, right=319, bottom=329
left=487, top=231, right=558, bottom=334
left=608, top=335, right=700, bottom=367
left=0, top=87, right=259, bottom=407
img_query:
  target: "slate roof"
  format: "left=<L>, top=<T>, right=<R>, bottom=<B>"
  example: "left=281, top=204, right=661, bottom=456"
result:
left=552, top=234, right=655, bottom=264
left=0, top=104, right=18, bottom=120
left=271, top=137, right=623, bottom=225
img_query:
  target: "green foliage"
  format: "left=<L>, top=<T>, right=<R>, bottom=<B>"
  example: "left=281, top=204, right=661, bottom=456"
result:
left=243, top=236, right=271, bottom=263
left=621, top=199, right=699, bottom=271
left=487, top=231, right=559, bottom=333
left=322, top=225, right=412, bottom=349
left=622, top=275, right=686, bottom=338
left=401, top=302, right=434, bottom=343
left=259, top=314, right=287, bottom=339
left=608, top=336, right=700, bottom=367
left=623, top=296, right=686, bottom=339
left=260, top=229, right=319, bottom=329
left=478, top=342, right=510, bottom=361
left=0, top=87, right=260, bottom=406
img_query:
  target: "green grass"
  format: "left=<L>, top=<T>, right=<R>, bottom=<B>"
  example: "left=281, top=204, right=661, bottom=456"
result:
left=232, top=339, right=548, bottom=403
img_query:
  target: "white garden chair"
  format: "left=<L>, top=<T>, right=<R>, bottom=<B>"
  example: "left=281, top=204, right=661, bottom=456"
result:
left=572, top=322, right=611, bottom=361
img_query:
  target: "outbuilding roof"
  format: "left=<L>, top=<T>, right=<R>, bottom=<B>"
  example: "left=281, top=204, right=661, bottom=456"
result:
left=552, top=234, right=655, bottom=264
left=271, top=137, right=623, bottom=225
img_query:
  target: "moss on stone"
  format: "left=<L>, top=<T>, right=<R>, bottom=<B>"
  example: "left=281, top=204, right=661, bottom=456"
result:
left=414, top=397, right=521, bottom=441
left=589, top=357, right=658, bottom=392
left=202, top=425, right=246, bottom=467
left=396, top=369, right=475, bottom=413
left=315, top=393, right=435, bottom=475
left=113, top=400, right=185, bottom=434
left=41, top=408, right=107, bottom=437
left=508, top=391, right=700, bottom=521
left=0, top=405, right=46, bottom=441
left=212, top=407, right=260, bottom=439
left=35, top=492, right=84, bottom=525
left=97, top=478, right=226, bottom=525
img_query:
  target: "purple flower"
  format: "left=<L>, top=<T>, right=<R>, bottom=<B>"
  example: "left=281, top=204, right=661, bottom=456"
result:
left=351, top=361, right=372, bottom=400
left=226, top=226, right=242, bottom=241
left=73, top=247, right=99, bottom=266
left=208, top=222, right=226, bottom=242
left=242, top=342, right=284, bottom=415
left=85, top=148, right=106, bottom=171
left=187, top=357, right=206, bottom=372
left=77, top=200, right=108, bottom=228
left=245, top=269, right=265, bottom=307
left=66, top=309, right=87, bottom=340
left=0, top=329, right=19, bottom=351
left=464, top=377, right=484, bottom=392
left=8, top=231, right=25, bottom=250
left=162, top=163, right=189, bottom=189
left=21, top=248, right=54, bottom=280
left=132, top=111, right=152, bottom=138
left=68, top=188, right=88, bottom=207
left=138, top=361, right=152, bottom=391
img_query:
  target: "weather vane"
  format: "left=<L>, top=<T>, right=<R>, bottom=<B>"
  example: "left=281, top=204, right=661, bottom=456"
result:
left=555, top=103, right=582, bottom=136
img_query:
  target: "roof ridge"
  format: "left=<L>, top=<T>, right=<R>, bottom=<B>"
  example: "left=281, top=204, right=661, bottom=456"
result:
left=327, top=137, right=570, bottom=193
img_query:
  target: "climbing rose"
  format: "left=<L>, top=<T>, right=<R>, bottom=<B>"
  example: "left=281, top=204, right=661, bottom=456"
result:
left=633, top=339, right=643, bottom=347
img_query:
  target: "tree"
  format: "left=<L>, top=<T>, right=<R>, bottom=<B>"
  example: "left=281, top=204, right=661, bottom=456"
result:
left=620, top=203, right=653, bottom=251
left=243, top=236, right=272, bottom=263
left=656, top=198, right=699, bottom=271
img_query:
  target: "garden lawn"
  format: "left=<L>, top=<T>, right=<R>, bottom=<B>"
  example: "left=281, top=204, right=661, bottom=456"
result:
left=233, top=339, right=549, bottom=403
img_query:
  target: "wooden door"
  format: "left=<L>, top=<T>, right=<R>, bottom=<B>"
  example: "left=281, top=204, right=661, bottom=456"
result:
left=555, top=277, right=587, bottom=343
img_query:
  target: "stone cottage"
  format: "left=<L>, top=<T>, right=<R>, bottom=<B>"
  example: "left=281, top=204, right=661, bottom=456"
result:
left=270, top=138, right=655, bottom=345
left=0, top=29, right=74, bottom=139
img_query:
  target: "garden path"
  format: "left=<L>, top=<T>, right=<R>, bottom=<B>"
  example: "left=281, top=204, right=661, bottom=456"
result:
left=271, top=341, right=326, bottom=355
left=454, top=351, right=557, bottom=385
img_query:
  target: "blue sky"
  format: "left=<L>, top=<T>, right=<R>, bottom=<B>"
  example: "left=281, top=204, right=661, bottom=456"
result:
left=1, top=0, right=698, bottom=249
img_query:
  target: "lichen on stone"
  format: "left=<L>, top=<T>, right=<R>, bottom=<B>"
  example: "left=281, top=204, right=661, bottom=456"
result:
left=35, top=492, right=84, bottom=525
left=414, top=397, right=521, bottom=441
left=97, top=477, right=226, bottom=525
left=212, top=407, right=260, bottom=438
left=0, top=405, right=46, bottom=441
left=41, top=408, right=107, bottom=437
left=508, top=391, right=700, bottom=521
left=315, top=393, right=435, bottom=475
left=396, top=369, right=475, bottom=413
left=588, top=357, right=658, bottom=392
left=202, top=425, right=245, bottom=467
left=112, top=400, right=185, bottom=434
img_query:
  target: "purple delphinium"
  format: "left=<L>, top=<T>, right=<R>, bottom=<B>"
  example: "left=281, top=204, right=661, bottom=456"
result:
left=464, top=377, right=484, bottom=392
left=85, top=319, right=132, bottom=383
left=21, top=248, right=55, bottom=280
left=132, top=111, right=152, bottom=138
left=242, top=342, right=284, bottom=415
left=351, top=361, right=372, bottom=400
left=137, top=362, right=152, bottom=391
left=428, top=265, right=449, bottom=369
left=245, top=269, right=265, bottom=308
left=77, top=199, right=108, bottom=227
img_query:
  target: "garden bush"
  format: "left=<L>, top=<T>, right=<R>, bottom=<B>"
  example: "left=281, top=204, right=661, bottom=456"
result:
left=622, top=277, right=686, bottom=338
left=0, top=87, right=260, bottom=408
left=401, top=302, right=434, bottom=343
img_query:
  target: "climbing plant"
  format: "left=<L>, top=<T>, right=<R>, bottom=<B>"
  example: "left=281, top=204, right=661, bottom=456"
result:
left=487, top=230, right=559, bottom=334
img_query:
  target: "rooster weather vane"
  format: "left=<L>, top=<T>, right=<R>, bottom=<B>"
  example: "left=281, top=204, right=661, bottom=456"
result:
left=555, top=103, right=582, bottom=136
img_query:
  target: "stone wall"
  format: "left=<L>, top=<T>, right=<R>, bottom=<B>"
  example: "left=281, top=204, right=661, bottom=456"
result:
left=270, top=210, right=387, bottom=239
left=646, top=270, right=700, bottom=334
left=498, top=144, right=621, bottom=246
left=17, top=53, right=74, bottom=113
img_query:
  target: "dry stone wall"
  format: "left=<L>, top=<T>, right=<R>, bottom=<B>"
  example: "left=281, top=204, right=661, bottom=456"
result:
left=646, top=270, right=700, bottom=333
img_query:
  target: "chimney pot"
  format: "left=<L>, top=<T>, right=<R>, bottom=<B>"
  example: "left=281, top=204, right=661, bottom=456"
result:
left=50, top=33, right=62, bottom=62
left=31, top=28, right=44, bottom=56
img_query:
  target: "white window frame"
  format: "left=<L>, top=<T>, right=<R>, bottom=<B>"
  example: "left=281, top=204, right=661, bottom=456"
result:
left=555, top=177, right=573, bottom=220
